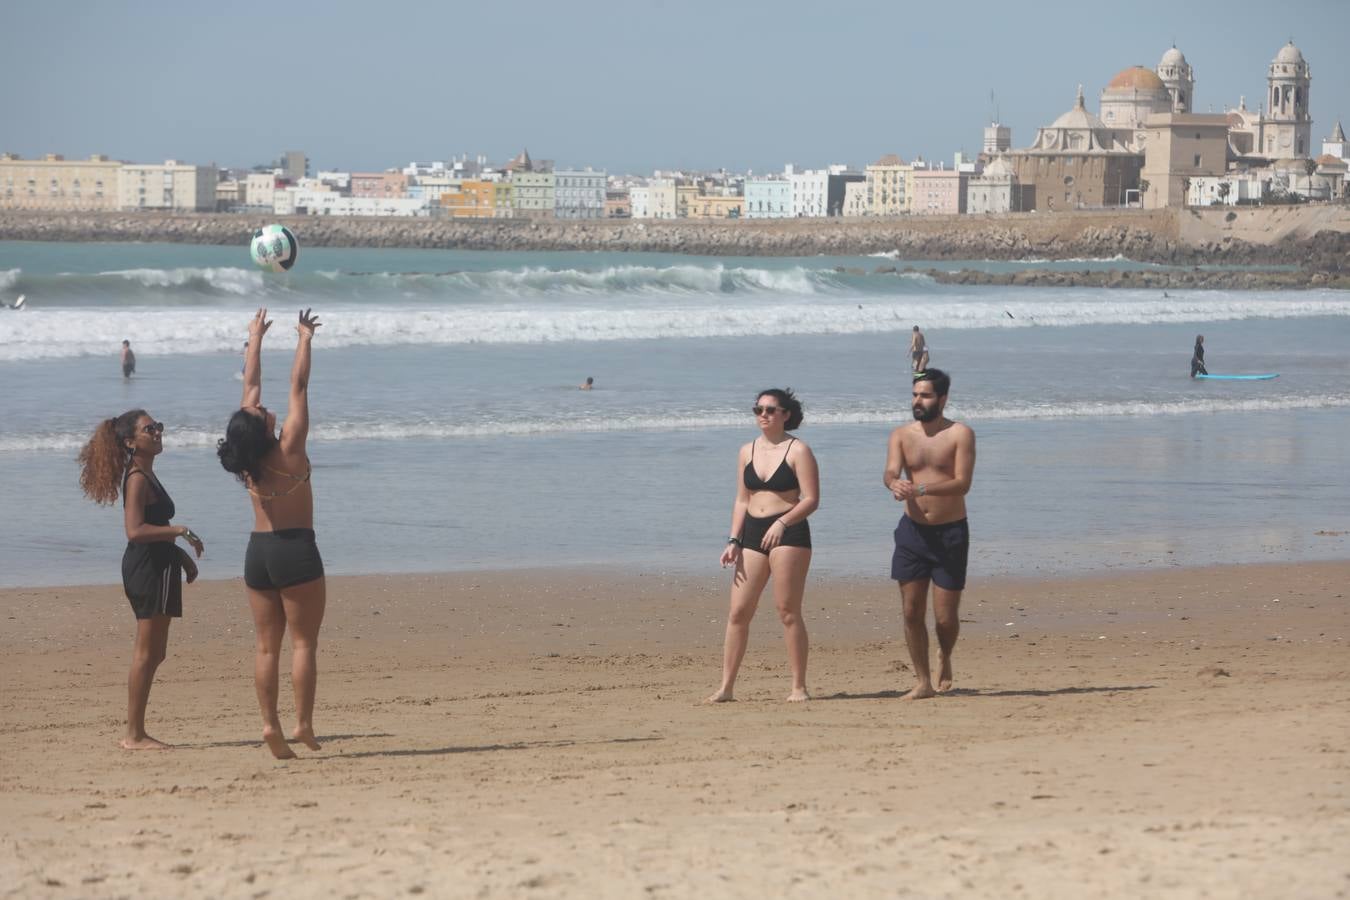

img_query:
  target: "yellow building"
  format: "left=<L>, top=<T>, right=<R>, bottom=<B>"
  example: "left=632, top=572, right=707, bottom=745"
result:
left=865, top=154, right=911, bottom=216
left=683, top=193, right=744, bottom=219
left=0, top=153, right=122, bottom=210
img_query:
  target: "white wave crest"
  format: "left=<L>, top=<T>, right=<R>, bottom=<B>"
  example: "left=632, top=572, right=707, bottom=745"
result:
left=7, top=394, right=1348, bottom=453
left=0, top=268, right=19, bottom=292
left=99, top=267, right=264, bottom=294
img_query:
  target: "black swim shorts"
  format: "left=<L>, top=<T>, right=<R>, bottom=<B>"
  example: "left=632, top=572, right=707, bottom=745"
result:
left=244, top=529, right=325, bottom=591
left=122, top=541, right=182, bottom=619
left=740, top=512, right=812, bottom=555
left=891, top=516, right=969, bottom=590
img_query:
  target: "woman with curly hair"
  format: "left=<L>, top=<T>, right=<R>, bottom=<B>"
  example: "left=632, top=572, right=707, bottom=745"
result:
left=709, top=388, right=820, bottom=703
left=217, top=308, right=324, bottom=760
left=78, top=409, right=205, bottom=749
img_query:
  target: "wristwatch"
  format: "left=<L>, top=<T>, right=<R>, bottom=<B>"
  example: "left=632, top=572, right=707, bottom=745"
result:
left=917, top=484, right=927, bottom=497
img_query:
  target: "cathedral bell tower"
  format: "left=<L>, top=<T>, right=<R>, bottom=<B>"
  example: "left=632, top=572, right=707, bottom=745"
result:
left=1264, top=41, right=1312, bottom=158
left=1157, top=46, right=1194, bottom=114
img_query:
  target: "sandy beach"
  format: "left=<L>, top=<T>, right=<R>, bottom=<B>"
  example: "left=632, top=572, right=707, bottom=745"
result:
left=2, top=561, right=1347, bottom=898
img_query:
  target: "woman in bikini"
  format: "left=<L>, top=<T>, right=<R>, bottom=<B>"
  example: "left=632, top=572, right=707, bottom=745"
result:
left=78, top=409, right=205, bottom=749
left=217, top=308, right=324, bottom=759
left=709, top=388, right=820, bottom=703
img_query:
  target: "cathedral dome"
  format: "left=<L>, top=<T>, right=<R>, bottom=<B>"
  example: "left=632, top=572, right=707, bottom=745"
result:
left=1159, top=46, right=1187, bottom=67
left=1106, top=66, right=1166, bottom=92
left=1051, top=88, right=1108, bottom=130
left=1274, top=42, right=1304, bottom=64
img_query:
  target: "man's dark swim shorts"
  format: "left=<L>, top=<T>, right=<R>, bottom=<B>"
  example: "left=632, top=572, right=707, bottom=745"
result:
left=891, top=516, right=969, bottom=590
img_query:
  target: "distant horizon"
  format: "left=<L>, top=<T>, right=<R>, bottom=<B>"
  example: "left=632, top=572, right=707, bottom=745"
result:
left=3, top=0, right=1346, bottom=175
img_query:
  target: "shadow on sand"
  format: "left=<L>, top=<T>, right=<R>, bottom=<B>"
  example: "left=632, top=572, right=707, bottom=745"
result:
left=819, top=685, right=1157, bottom=701
left=318, top=734, right=663, bottom=760
left=186, top=732, right=395, bottom=750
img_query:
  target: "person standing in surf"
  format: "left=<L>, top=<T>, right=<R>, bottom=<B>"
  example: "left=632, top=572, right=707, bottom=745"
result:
left=709, top=388, right=820, bottom=703
left=78, top=409, right=206, bottom=749
left=121, top=340, right=136, bottom=379
left=217, top=308, right=326, bottom=760
left=884, top=369, right=975, bottom=699
left=1190, top=334, right=1208, bottom=378
left=909, top=326, right=929, bottom=372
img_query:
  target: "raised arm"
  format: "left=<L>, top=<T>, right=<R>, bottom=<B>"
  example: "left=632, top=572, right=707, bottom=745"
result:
left=241, top=308, right=271, bottom=409
left=280, top=308, right=321, bottom=456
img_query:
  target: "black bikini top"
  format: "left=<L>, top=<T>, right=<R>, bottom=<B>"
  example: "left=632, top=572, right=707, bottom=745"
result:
left=744, top=438, right=799, bottom=492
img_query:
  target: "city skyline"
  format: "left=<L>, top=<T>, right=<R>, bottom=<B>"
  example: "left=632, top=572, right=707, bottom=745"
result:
left=3, top=0, right=1347, bottom=174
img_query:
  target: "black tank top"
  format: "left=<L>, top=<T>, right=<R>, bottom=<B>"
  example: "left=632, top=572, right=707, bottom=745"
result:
left=122, top=468, right=175, bottom=525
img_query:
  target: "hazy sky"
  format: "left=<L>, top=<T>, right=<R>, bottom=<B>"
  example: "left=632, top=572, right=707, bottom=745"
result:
left=4, top=0, right=1347, bottom=174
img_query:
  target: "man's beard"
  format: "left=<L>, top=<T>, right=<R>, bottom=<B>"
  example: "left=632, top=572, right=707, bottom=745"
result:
left=912, top=404, right=940, bottom=422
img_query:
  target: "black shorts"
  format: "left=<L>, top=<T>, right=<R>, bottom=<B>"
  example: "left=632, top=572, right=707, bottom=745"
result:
left=740, top=512, right=812, bottom=555
left=122, top=542, right=182, bottom=619
left=891, top=516, right=969, bottom=590
left=244, top=529, right=325, bottom=591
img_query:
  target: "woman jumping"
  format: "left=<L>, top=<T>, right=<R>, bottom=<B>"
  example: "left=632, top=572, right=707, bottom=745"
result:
left=217, top=308, right=325, bottom=759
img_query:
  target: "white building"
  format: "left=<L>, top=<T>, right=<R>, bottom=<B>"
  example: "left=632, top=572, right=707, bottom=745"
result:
left=118, top=161, right=218, bottom=211
left=1323, top=121, right=1347, bottom=160
left=1185, top=173, right=1265, bottom=207
left=743, top=177, right=791, bottom=218
left=287, top=191, right=431, bottom=217
left=965, top=156, right=1019, bottom=214
left=630, top=179, right=676, bottom=219
left=315, top=170, right=351, bottom=191
left=789, top=166, right=828, bottom=217
left=554, top=168, right=606, bottom=219
left=841, top=180, right=869, bottom=217
left=245, top=172, right=282, bottom=209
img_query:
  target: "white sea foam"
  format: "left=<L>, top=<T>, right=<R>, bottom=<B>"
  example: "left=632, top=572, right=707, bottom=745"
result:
left=0, top=268, right=19, bottom=292
left=3, top=289, right=1349, bottom=361
left=7, top=393, right=1347, bottom=453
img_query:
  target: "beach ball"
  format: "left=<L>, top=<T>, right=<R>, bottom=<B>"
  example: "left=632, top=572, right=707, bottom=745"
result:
left=250, top=224, right=299, bottom=272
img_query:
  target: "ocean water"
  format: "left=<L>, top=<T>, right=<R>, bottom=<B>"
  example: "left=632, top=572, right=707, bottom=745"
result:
left=1, top=240, right=1347, bottom=587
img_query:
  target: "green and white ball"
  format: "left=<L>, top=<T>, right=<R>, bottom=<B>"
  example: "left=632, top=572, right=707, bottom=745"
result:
left=249, top=224, right=299, bottom=272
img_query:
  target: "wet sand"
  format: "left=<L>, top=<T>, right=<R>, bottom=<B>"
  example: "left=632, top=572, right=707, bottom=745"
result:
left=2, top=562, right=1348, bottom=898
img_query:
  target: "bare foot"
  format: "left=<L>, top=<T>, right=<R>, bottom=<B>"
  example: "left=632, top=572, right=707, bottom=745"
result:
left=786, top=688, right=810, bottom=702
left=119, top=735, right=171, bottom=750
left=902, top=682, right=937, bottom=701
left=704, top=690, right=735, bottom=703
left=291, top=726, right=321, bottom=751
left=937, top=652, right=954, bottom=693
left=262, top=727, right=297, bottom=760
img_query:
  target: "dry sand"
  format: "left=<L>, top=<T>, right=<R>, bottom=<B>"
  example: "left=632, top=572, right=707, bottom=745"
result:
left=2, top=561, right=1348, bottom=898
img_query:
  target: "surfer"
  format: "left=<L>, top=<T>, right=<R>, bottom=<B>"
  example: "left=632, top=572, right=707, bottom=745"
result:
left=884, top=368, right=976, bottom=700
left=910, top=326, right=929, bottom=372
left=1190, top=334, right=1207, bottom=378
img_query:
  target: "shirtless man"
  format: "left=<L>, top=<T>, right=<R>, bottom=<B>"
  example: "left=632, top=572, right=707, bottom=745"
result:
left=121, top=340, right=136, bottom=379
left=883, top=368, right=976, bottom=699
left=909, top=326, right=928, bottom=372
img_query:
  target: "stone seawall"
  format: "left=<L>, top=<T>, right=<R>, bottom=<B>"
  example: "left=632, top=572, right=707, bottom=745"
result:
left=1, top=205, right=1347, bottom=271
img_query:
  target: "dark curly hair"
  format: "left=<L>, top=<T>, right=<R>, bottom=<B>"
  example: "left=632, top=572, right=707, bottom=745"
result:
left=757, top=388, right=804, bottom=431
left=77, top=409, right=147, bottom=505
left=217, top=408, right=277, bottom=487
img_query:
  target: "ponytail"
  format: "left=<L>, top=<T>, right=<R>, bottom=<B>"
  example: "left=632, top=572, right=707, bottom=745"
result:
left=77, top=409, right=146, bottom=505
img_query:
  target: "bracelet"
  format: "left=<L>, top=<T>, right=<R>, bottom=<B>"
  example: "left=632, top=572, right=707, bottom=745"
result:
left=726, top=537, right=742, bottom=547
left=182, top=528, right=200, bottom=543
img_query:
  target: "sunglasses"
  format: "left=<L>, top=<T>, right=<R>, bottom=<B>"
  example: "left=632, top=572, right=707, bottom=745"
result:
left=141, top=421, right=164, bottom=435
left=752, top=405, right=782, bottom=416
